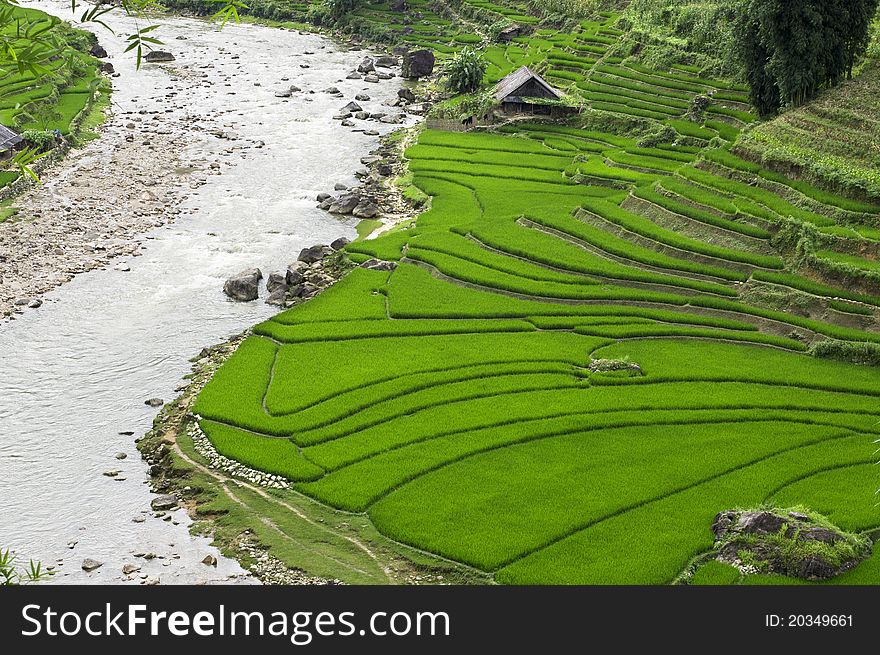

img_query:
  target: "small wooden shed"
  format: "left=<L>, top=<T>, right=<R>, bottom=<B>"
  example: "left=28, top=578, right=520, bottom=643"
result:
left=494, top=66, right=567, bottom=116
left=0, top=124, right=23, bottom=158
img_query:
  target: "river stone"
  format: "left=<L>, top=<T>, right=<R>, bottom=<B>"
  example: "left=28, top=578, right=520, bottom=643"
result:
left=122, top=564, right=141, bottom=575
left=144, top=398, right=164, bottom=407
left=223, top=268, right=262, bottom=302
left=266, top=288, right=287, bottom=306
left=82, top=558, right=103, bottom=572
left=353, top=202, right=379, bottom=218
left=334, top=182, right=348, bottom=191
left=115, top=452, right=127, bottom=460
left=144, top=51, right=175, bottom=63
left=286, top=265, right=305, bottom=286
left=361, top=258, right=398, bottom=272
left=330, top=237, right=351, bottom=251
left=357, top=57, right=375, bottom=73
left=90, top=43, right=108, bottom=58
left=298, top=244, right=331, bottom=263
left=324, top=86, right=340, bottom=94
left=401, top=49, right=434, bottom=79
left=328, top=194, right=361, bottom=215
left=363, top=74, right=379, bottom=83
left=341, top=119, right=354, bottom=127
left=266, top=271, right=288, bottom=294
left=274, top=88, right=292, bottom=98
left=316, top=192, right=332, bottom=202
left=354, top=111, right=370, bottom=120
left=398, top=87, right=416, bottom=103
left=346, top=71, right=362, bottom=80
left=375, top=55, right=397, bottom=68
left=341, top=101, right=362, bottom=113
left=355, top=93, right=370, bottom=101
left=202, top=555, right=218, bottom=566
left=150, top=494, right=178, bottom=511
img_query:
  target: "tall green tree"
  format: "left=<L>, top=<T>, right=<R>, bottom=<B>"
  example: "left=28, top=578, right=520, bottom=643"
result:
left=735, top=0, right=880, bottom=115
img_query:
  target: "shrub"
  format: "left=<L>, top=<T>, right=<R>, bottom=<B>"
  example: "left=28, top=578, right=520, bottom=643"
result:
left=445, top=47, right=488, bottom=94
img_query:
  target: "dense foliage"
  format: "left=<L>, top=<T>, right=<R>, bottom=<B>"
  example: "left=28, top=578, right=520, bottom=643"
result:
left=444, top=46, right=488, bottom=94
left=735, top=0, right=880, bottom=115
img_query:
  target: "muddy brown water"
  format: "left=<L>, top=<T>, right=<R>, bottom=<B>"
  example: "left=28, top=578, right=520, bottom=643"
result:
left=0, top=1, right=414, bottom=583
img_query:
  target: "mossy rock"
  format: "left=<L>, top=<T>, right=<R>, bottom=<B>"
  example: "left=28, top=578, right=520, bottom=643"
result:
left=711, top=507, right=872, bottom=581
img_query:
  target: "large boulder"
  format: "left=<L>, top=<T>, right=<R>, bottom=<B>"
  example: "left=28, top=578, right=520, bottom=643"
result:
left=357, top=57, right=375, bottom=73
left=353, top=202, right=379, bottom=218
left=711, top=508, right=871, bottom=581
left=398, top=87, right=417, bottom=103
left=401, top=49, right=434, bottom=79
left=328, top=194, right=361, bottom=215
left=223, top=268, right=262, bottom=302
left=144, top=50, right=175, bottom=63
left=375, top=55, right=397, bottom=68
left=298, top=244, right=332, bottom=263
left=266, top=271, right=288, bottom=294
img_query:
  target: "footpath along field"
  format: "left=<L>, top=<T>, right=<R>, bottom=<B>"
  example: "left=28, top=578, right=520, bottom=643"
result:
left=193, top=11, right=880, bottom=584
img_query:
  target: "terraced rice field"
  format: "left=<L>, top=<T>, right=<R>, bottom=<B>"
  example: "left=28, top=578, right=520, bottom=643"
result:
left=0, top=6, right=102, bottom=187
left=195, top=10, right=880, bottom=584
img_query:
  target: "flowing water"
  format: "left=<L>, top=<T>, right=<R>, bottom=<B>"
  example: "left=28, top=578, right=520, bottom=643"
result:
left=0, top=1, right=411, bottom=583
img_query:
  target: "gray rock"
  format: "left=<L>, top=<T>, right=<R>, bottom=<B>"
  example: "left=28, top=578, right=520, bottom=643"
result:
left=334, top=182, right=349, bottom=191
left=357, top=57, right=375, bottom=73
left=144, top=51, right=175, bottom=63
left=361, top=258, right=398, bottom=272
left=122, top=564, right=141, bottom=575
left=355, top=93, right=371, bottom=101
left=341, top=119, right=355, bottom=127
left=354, top=111, right=370, bottom=120
left=298, top=244, right=331, bottom=263
left=266, top=271, right=288, bottom=293
left=266, top=288, right=288, bottom=306
left=364, top=74, right=379, bottom=83
left=375, top=55, right=397, bottom=68
left=150, top=494, right=178, bottom=511
left=401, top=49, right=434, bottom=79
left=328, top=194, right=361, bottom=215
left=144, top=398, right=164, bottom=407
left=81, top=558, right=103, bottom=572
left=316, top=192, right=332, bottom=202
left=353, top=202, right=379, bottom=218
left=333, top=113, right=352, bottom=120
left=286, top=263, right=306, bottom=285
left=90, top=43, right=108, bottom=58
left=223, top=268, right=262, bottom=302
left=341, top=101, right=363, bottom=113
left=274, top=88, right=292, bottom=98
left=346, top=71, right=362, bottom=80
left=398, top=87, right=416, bottom=103
left=202, top=555, right=218, bottom=566
left=324, top=86, right=340, bottom=94
left=27, top=299, right=42, bottom=308
left=115, top=452, right=127, bottom=460
left=330, top=237, right=351, bottom=251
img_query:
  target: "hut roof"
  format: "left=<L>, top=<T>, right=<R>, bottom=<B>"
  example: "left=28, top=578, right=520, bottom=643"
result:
left=494, top=66, right=562, bottom=102
left=0, top=124, right=22, bottom=151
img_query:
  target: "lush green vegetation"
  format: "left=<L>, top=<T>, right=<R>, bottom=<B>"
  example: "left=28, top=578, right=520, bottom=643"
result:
left=188, top=5, right=880, bottom=585
left=0, top=4, right=105, bottom=188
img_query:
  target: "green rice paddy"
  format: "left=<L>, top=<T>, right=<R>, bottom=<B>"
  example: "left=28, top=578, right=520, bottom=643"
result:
left=193, top=8, right=880, bottom=585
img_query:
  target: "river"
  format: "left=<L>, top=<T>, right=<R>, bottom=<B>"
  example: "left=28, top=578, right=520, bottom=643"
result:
left=0, top=1, right=412, bottom=583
